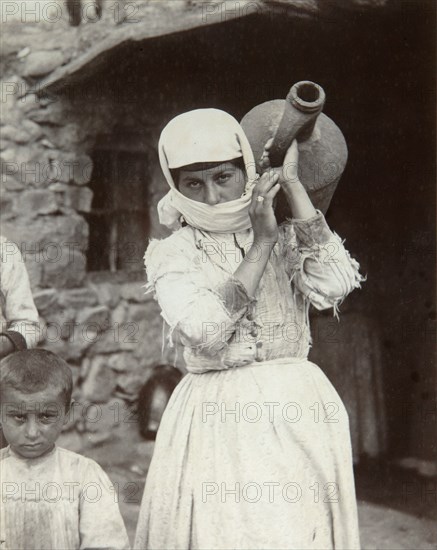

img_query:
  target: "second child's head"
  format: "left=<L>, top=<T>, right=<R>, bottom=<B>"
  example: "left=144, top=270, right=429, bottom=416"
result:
left=0, top=349, right=73, bottom=459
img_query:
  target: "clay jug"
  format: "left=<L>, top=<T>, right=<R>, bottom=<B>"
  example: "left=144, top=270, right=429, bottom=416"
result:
left=240, top=81, right=348, bottom=213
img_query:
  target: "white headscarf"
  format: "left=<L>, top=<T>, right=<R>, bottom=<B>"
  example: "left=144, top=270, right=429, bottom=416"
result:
left=157, top=109, right=258, bottom=232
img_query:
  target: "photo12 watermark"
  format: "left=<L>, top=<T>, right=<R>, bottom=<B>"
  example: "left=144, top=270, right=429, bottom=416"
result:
left=1, top=480, right=142, bottom=504
left=201, top=400, right=341, bottom=424
left=1, top=1, right=139, bottom=25
left=201, top=480, right=340, bottom=504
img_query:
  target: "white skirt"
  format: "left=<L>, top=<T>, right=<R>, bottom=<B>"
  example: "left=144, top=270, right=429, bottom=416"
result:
left=134, top=358, right=360, bottom=550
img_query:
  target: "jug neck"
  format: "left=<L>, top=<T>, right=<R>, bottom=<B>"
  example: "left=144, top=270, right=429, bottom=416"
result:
left=287, top=81, right=326, bottom=140
left=268, top=81, right=326, bottom=166
left=289, top=81, right=325, bottom=113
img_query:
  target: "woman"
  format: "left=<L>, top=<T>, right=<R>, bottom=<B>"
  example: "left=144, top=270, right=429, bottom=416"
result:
left=135, top=108, right=363, bottom=549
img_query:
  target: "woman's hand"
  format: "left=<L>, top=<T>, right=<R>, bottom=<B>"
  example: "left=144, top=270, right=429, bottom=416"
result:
left=260, top=138, right=300, bottom=190
left=249, top=170, right=281, bottom=246
left=234, top=170, right=280, bottom=296
left=260, top=138, right=317, bottom=220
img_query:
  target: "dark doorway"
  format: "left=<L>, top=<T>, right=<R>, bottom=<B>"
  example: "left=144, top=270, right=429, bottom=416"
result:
left=86, top=133, right=150, bottom=272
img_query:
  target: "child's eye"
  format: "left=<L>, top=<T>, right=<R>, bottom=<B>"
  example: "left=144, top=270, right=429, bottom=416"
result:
left=41, top=414, right=58, bottom=423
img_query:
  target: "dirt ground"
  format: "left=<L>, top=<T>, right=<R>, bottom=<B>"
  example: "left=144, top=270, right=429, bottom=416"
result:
left=72, top=428, right=437, bottom=550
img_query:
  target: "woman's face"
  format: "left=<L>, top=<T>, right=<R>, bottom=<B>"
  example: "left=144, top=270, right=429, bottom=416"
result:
left=177, top=161, right=246, bottom=204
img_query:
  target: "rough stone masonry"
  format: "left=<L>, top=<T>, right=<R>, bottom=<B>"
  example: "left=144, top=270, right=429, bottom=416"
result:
left=0, top=0, right=388, bottom=451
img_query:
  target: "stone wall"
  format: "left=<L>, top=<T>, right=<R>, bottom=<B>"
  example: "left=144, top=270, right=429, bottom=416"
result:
left=1, top=99, right=169, bottom=450
left=1, top=80, right=174, bottom=449
left=1, top=5, right=177, bottom=450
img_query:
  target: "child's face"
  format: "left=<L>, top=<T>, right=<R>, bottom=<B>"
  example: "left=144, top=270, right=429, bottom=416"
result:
left=0, top=386, right=69, bottom=459
left=177, top=161, right=246, bottom=204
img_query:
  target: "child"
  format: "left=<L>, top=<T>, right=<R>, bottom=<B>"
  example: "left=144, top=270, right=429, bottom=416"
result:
left=0, top=349, right=130, bottom=550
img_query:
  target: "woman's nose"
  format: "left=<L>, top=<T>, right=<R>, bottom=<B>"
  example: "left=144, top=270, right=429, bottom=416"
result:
left=204, top=182, right=219, bottom=205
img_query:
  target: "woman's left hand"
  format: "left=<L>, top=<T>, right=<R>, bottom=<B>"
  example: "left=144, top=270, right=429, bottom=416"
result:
left=260, top=138, right=300, bottom=190
left=260, top=137, right=317, bottom=220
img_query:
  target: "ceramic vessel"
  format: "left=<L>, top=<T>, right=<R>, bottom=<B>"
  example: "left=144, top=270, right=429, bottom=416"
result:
left=241, top=81, right=348, bottom=213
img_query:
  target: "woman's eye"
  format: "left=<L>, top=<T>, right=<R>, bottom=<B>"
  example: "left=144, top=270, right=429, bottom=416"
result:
left=187, top=181, right=202, bottom=189
left=217, top=174, right=231, bottom=184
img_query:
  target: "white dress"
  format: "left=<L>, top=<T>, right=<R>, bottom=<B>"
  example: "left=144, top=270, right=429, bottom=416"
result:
left=135, top=211, right=364, bottom=550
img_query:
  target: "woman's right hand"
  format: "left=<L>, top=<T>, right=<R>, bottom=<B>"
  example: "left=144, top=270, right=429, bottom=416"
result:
left=249, top=170, right=281, bottom=246
left=235, top=170, right=281, bottom=296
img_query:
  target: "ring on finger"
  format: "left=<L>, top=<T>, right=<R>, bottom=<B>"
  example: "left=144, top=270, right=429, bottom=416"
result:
left=256, top=196, right=265, bottom=203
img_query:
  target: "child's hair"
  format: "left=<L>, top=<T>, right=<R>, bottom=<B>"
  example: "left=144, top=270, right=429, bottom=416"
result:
left=171, top=157, right=245, bottom=189
left=0, top=349, right=73, bottom=411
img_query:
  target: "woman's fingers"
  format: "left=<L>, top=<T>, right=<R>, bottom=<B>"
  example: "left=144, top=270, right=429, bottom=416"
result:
left=256, top=170, right=279, bottom=193
left=259, top=137, right=274, bottom=168
left=264, top=137, right=274, bottom=151
left=251, top=182, right=280, bottom=210
left=250, top=170, right=281, bottom=213
left=265, top=182, right=281, bottom=200
left=260, top=139, right=300, bottom=184
left=260, top=183, right=280, bottom=206
left=259, top=153, right=270, bottom=169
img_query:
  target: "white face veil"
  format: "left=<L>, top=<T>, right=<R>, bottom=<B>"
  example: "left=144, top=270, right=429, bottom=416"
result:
left=157, top=109, right=258, bottom=232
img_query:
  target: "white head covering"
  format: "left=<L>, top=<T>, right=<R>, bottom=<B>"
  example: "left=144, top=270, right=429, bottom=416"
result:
left=157, top=109, right=258, bottom=232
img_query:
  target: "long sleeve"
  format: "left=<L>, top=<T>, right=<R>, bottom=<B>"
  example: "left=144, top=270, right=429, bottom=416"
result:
left=279, top=211, right=364, bottom=313
left=0, top=237, right=40, bottom=348
left=144, top=233, right=254, bottom=356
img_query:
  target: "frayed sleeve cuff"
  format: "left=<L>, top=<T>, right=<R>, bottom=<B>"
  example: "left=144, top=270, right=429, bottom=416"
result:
left=291, top=210, right=333, bottom=247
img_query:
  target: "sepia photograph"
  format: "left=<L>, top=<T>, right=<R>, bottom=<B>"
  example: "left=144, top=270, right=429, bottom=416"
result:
left=0, top=1, right=435, bottom=549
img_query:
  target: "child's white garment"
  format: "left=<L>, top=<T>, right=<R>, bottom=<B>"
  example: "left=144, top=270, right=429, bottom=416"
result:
left=0, top=445, right=130, bottom=550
